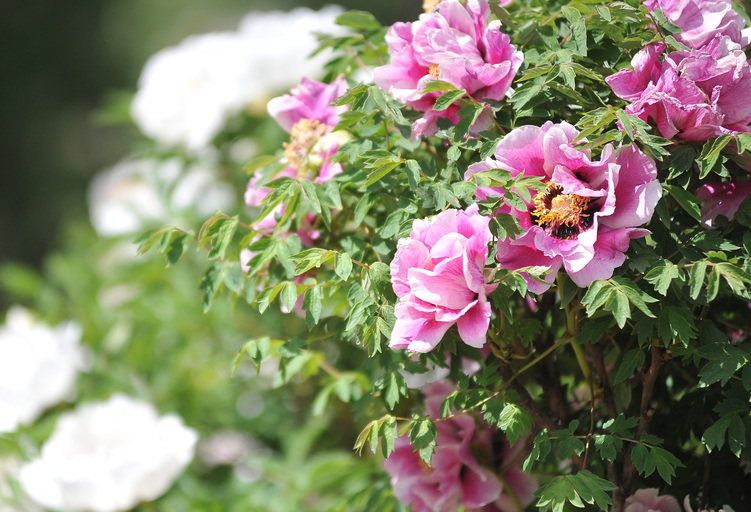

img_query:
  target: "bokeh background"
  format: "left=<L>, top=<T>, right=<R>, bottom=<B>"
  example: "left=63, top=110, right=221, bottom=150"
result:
left=0, top=0, right=420, bottom=274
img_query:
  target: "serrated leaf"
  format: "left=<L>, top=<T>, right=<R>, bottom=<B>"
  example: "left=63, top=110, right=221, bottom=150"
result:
left=644, top=261, right=683, bottom=296
left=497, top=403, right=533, bottom=445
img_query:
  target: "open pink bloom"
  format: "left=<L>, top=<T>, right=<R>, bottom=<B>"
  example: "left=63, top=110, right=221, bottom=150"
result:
left=607, top=37, right=751, bottom=141
left=267, top=75, right=348, bottom=132
left=383, top=381, right=537, bottom=512
left=244, top=77, right=349, bottom=246
left=643, top=0, right=750, bottom=49
left=389, top=204, right=497, bottom=352
left=624, top=488, right=681, bottom=512
left=696, top=181, right=751, bottom=228
left=374, top=0, right=523, bottom=139
left=266, top=75, right=349, bottom=179
left=465, top=122, right=661, bottom=292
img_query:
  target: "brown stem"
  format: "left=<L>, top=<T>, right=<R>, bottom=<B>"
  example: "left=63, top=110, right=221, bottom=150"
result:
left=532, top=345, right=569, bottom=428
left=587, top=341, right=618, bottom=418
left=615, top=344, right=664, bottom=510
left=584, top=341, right=622, bottom=499
left=499, top=363, right=558, bottom=434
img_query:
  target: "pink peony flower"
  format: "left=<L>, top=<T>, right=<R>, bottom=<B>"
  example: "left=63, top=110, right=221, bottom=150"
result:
left=624, top=488, right=681, bottom=512
left=696, top=181, right=751, bottom=228
left=389, top=204, right=497, bottom=353
left=607, top=37, right=751, bottom=141
left=244, top=77, right=349, bottom=245
left=267, top=75, right=348, bottom=132
left=374, top=0, right=523, bottom=139
left=643, top=0, right=750, bottom=49
left=265, top=75, right=350, bottom=179
left=465, top=121, right=661, bottom=292
left=383, top=381, right=537, bottom=512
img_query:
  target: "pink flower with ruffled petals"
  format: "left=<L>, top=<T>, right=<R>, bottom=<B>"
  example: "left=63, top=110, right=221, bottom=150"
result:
left=465, top=121, right=661, bottom=292
left=374, top=0, right=523, bottom=139
left=607, top=37, right=751, bottom=141
left=624, top=488, right=681, bottom=512
left=644, top=0, right=750, bottom=49
left=383, top=381, right=537, bottom=512
left=265, top=75, right=350, bottom=180
left=389, top=204, right=497, bottom=353
left=267, top=75, right=348, bottom=132
left=696, top=181, right=751, bottom=228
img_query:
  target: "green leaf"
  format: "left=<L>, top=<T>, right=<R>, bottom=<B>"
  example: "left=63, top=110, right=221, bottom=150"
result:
left=497, top=403, right=533, bottom=445
left=380, top=416, right=398, bottom=458
left=433, top=89, right=466, bottom=111
left=664, top=184, right=702, bottom=222
left=523, top=430, right=551, bottom=472
left=644, top=261, right=684, bottom=296
left=280, top=281, right=298, bottom=313
left=409, top=419, right=438, bottom=464
left=232, top=336, right=271, bottom=374
left=303, top=285, right=323, bottom=327
left=335, top=252, right=353, bottom=281
left=614, top=348, right=646, bottom=384
left=703, top=414, right=732, bottom=452
left=300, top=179, right=321, bottom=214
left=595, top=435, right=622, bottom=462
left=689, top=261, right=708, bottom=300
left=698, top=135, right=733, bottom=178
left=242, top=154, right=283, bottom=175
left=535, top=471, right=616, bottom=512
left=335, top=10, right=382, bottom=31
left=354, top=418, right=383, bottom=455
left=381, top=371, right=407, bottom=410
left=419, top=80, right=459, bottom=93
left=362, top=160, right=401, bottom=188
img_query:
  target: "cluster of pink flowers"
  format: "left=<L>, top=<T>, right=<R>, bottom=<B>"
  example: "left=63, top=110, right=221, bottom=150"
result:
left=608, top=1, right=751, bottom=233
left=466, top=121, right=661, bottom=292
left=383, top=381, right=537, bottom=512
left=607, top=37, right=751, bottom=142
left=624, top=488, right=735, bottom=512
left=374, top=0, right=523, bottom=138
left=643, top=0, right=750, bottom=49
left=389, top=204, right=497, bottom=353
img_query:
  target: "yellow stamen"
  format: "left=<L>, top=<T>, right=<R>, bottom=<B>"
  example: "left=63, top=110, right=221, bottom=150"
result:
left=532, top=183, right=592, bottom=238
left=428, top=63, right=440, bottom=78
left=423, top=0, right=443, bottom=13
left=283, top=119, right=329, bottom=170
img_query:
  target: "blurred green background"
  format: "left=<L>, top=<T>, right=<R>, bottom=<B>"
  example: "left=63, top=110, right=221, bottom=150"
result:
left=0, top=0, right=420, bottom=269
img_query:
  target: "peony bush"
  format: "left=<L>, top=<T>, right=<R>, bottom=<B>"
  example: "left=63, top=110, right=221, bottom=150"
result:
left=6, top=0, right=751, bottom=510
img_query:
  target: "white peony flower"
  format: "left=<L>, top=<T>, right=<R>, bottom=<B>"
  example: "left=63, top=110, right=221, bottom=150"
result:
left=87, top=156, right=235, bottom=237
left=131, top=6, right=344, bottom=150
left=19, top=394, right=198, bottom=512
left=0, top=307, right=84, bottom=434
left=235, top=5, right=346, bottom=103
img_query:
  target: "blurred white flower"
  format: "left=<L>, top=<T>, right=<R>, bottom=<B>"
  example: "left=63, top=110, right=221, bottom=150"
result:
left=19, top=394, right=198, bottom=512
left=87, top=157, right=235, bottom=237
left=0, top=307, right=84, bottom=434
left=131, top=6, right=345, bottom=150
left=235, top=6, right=345, bottom=103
